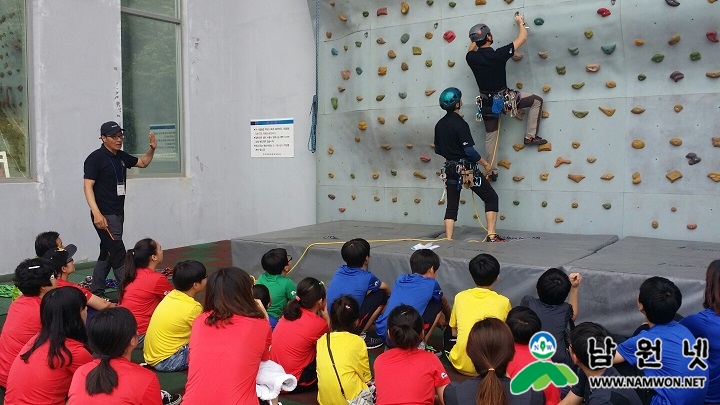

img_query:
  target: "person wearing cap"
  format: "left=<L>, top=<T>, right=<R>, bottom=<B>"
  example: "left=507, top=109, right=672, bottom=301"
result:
left=466, top=13, right=546, bottom=182
left=83, top=121, right=157, bottom=298
left=434, top=87, right=504, bottom=242
left=42, top=247, right=116, bottom=313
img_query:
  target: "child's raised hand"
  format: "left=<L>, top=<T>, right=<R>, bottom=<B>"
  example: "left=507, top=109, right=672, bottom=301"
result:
left=569, top=273, right=582, bottom=288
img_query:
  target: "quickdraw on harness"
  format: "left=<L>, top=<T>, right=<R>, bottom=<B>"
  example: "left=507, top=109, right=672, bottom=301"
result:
left=441, top=159, right=484, bottom=191
left=475, top=88, right=519, bottom=122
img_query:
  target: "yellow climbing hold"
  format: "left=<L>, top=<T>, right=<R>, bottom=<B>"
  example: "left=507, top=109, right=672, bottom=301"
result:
left=632, top=140, right=645, bottom=149
left=598, top=107, right=616, bottom=116
left=631, top=107, right=646, bottom=114
left=666, top=170, right=683, bottom=183
left=358, top=121, right=368, bottom=131
left=498, top=160, right=511, bottom=169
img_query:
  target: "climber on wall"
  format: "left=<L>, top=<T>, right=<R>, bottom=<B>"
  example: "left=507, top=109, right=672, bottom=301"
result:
left=434, top=87, right=505, bottom=242
left=466, top=12, right=546, bottom=182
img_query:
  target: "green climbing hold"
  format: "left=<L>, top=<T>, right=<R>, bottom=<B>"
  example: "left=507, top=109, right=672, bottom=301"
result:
left=568, top=47, right=579, bottom=56
left=425, top=60, right=433, bottom=67
left=556, top=66, right=566, bottom=75
left=398, top=92, right=407, bottom=99
left=449, top=1, right=456, bottom=7
left=412, top=46, right=422, bottom=55
left=355, top=67, right=363, bottom=75
left=350, top=173, right=356, bottom=179
left=690, top=51, right=701, bottom=61
left=447, top=60, right=455, bottom=67
left=376, top=94, right=385, bottom=101
left=355, top=41, right=362, bottom=48
left=638, top=74, right=647, bottom=81
left=362, top=11, right=369, bottom=17
left=651, top=53, right=664, bottom=63
left=571, top=82, right=585, bottom=89
left=541, top=201, right=548, bottom=208
left=427, top=0, right=434, bottom=4
left=534, top=18, right=544, bottom=25
left=343, top=45, right=348, bottom=51
left=572, top=110, right=589, bottom=118
left=603, top=203, right=612, bottom=210
left=601, top=44, right=616, bottom=55
left=513, top=200, right=520, bottom=206
left=401, top=33, right=410, bottom=44
left=331, top=98, right=338, bottom=110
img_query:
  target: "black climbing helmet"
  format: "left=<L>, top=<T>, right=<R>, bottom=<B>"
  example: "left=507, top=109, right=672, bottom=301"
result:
left=439, top=87, right=462, bottom=110
left=469, top=23, right=491, bottom=43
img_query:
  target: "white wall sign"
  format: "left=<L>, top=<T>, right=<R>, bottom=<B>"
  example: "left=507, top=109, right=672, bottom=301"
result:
left=250, top=118, right=294, bottom=157
left=149, top=124, right=178, bottom=161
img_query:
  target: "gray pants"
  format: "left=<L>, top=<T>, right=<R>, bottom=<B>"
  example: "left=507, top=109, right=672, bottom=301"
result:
left=90, top=213, right=126, bottom=295
left=484, top=91, right=543, bottom=171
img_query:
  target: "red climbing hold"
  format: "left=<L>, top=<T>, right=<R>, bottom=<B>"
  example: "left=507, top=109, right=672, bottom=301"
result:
left=708, top=30, right=719, bottom=43
left=597, top=8, right=611, bottom=17
left=377, top=7, right=388, bottom=16
left=443, top=30, right=456, bottom=43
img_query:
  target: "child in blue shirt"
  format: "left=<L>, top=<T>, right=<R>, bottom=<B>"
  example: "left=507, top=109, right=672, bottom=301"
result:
left=614, top=276, right=709, bottom=405
left=375, top=249, right=451, bottom=352
left=326, top=238, right=390, bottom=349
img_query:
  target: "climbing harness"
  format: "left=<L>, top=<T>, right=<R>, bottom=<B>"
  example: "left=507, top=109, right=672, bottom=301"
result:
left=475, top=88, right=519, bottom=122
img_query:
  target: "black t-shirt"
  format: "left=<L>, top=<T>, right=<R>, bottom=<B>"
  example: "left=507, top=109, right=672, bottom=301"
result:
left=571, top=367, right=643, bottom=405
left=466, top=42, right=515, bottom=93
left=434, top=112, right=476, bottom=162
left=444, top=375, right=545, bottom=405
left=83, top=146, right=139, bottom=216
left=521, top=295, right=574, bottom=366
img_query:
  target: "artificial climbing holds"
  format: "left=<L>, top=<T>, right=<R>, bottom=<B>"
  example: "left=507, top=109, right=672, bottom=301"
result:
left=356, top=67, right=363, bottom=75
left=443, top=31, right=456, bottom=43
left=534, top=18, right=544, bottom=25
left=538, top=51, right=549, bottom=59
left=413, top=171, right=427, bottom=179
left=690, top=51, right=701, bottom=61
left=358, top=121, right=367, bottom=131
left=541, top=201, right=548, bottom=208
left=338, top=86, right=345, bottom=92
left=475, top=0, right=486, bottom=4
left=516, top=82, right=523, bottom=89
left=355, top=136, right=361, bottom=142
left=425, top=32, right=433, bottom=39
left=328, top=172, right=335, bottom=178
left=372, top=172, right=380, bottom=179
left=555, top=157, right=572, bottom=168
left=707, top=71, right=720, bottom=78
left=447, top=60, right=455, bottom=67
left=374, top=196, right=381, bottom=202
left=425, top=89, right=436, bottom=96
left=713, top=137, right=720, bottom=147
left=632, top=172, right=641, bottom=184
left=414, top=198, right=421, bottom=204
left=512, top=53, right=524, bottom=61
left=331, top=48, right=338, bottom=56
left=634, top=39, right=644, bottom=46
left=420, top=155, right=431, bottom=162
left=572, top=110, right=589, bottom=118
left=555, top=217, right=564, bottom=223
left=425, top=60, right=433, bottom=67
left=602, top=203, right=612, bottom=210
left=376, top=94, right=385, bottom=101
left=651, top=54, right=665, bottom=63
left=586, top=64, right=600, bottom=72
left=668, top=34, right=681, bottom=45
left=377, top=38, right=386, bottom=45
left=513, top=176, right=525, bottom=182
left=378, top=117, right=386, bottom=124
left=556, top=66, right=566, bottom=75
left=571, top=202, right=579, bottom=208
left=707, top=30, right=719, bottom=43
left=380, top=144, right=392, bottom=150
left=401, top=62, right=409, bottom=71
left=597, top=8, right=611, bottom=17
left=498, top=160, right=511, bottom=169
left=606, top=81, right=616, bottom=88
left=355, top=41, right=362, bottom=48
left=674, top=105, right=683, bottom=112
left=638, top=74, right=647, bottom=81
left=398, top=92, right=407, bottom=99
left=412, top=47, right=422, bottom=55
left=572, top=141, right=581, bottom=149
left=377, top=7, right=388, bottom=16
left=341, top=70, right=351, bottom=80
left=401, top=1, right=410, bottom=14
left=542, top=85, right=551, bottom=92
left=600, top=173, right=614, bottom=180
left=708, top=172, right=720, bottom=182
left=328, top=194, right=336, bottom=200
left=401, top=33, right=410, bottom=43
left=339, top=207, right=346, bottom=213
left=665, top=0, right=680, bottom=6
left=363, top=11, right=369, bottom=17
left=513, top=200, right=520, bottom=205
left=540, top=173, right=549, bottom=181
left=598, top=107, right=616, bottom=116
left=632, top=140, right=645, bottom=149
left=378, top=66, right=388, bottom=76
left=390, top=170, right=398, bottom=176
left=631, top=107, right=646, bottom=114
left=587, top=157, right=597, bottom=163
left=513, top=144, right=525, bottom=152
left=327, top=148, right=334, bottom=155
left=398, top=114, right=409, bottom=123
left=449, top=1, right=456, bottom=7
left=572, top=82, right=585, bottom=89
left=568, top=47, right=579, bottom=56
left=666, top=170, right=683, bottom=183
left=601, top=44, right=616, bottom=55
left=331, top=98, right=338, bottom=110
left=568, top=174, right=585, bottom=183
left=339, top=13, right=347, bottom=22
left=538, top=143, right=552, bottom=151
left=388, top=50, right=396, bottom=58
left=584, top=30, right=593, bottom=39
left=541, top=111, right=550, bottom=119
left=687, top=224, right=697, bottom=230
left=670, top=138, right=682, bottom=146
left=670, top=71, right=684, bottom=82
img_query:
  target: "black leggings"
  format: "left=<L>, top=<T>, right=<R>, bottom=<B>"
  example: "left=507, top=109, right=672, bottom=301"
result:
left=444, top=180, right=499, bottom=220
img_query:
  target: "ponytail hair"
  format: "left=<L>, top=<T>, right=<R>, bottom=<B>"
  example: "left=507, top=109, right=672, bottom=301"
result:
left=387, top=304, right=423, bottom=349
left=329, top=295, right=360, bottom=333
left=119, top=238, right=157, bottom=301
left=85, top=307, right=137, bottom=395
left=466, top=318, right=515, bottom=405
left=283, top=277, right=326, bottom=321
left=20, top=287, right=88, bottom=368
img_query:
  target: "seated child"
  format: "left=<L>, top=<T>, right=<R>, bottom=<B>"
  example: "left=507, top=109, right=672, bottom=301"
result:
left=448, top=253, right=512, bottom=376
left=253, top=283, right=272, bottom=312
left=6, top=287, right=93, bottom=404
left=316, top=295, right=372, bottom=405
left=375, top=249, right=452, bottom=352
left=614, top=276, right=708, bottom=405
left=444, top=318, right=544, bottom=405
left=521, top=268, right=582, bottom=366
left=0, top=258, right=57, bottom=387
left=374, top=305, right=450, bottom=404
left=43, top=246, right=115, bottom=311
left=256, top=248, right=296, bottom=329
left=34, top=230, right=65, bottom=257
left=680, top=259, right=720, bottom=405
left=270, top=277, right=330, bottom=391
left=561, top=322, right=642, bottom=405
left=506, top=306, right=561, bottom=405
left=118, top=238, right=173, bottom=348
left=326, top=238, right=390, bottom=348
left=143, top=260, right=207, bottom=372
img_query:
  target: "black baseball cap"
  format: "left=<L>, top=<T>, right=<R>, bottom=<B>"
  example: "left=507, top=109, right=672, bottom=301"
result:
left=41, top=245, right=77, bottom=274
left=100, top=121, right=124, bottom=136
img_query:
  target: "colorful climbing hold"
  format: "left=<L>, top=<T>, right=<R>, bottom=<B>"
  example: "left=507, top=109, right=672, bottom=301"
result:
left=666, top=170, right=683, bottom=183
left=377, top=7, right=388, bottom=16
left=427, top=0, right=434, bottom=4
left=513, top=200, right=520, bottom=205
left=398, top=114, right=409, bottom=123
left=355, top=67, right=363, bottom=75
left=398, top=92, right=407, bottom=99
left=571, top=82, right=585, bottom=89
left=568, top=174, right=585, bottom=183
left=586, top=64, right=600, bottom=72
left=425, top=89, right=436, bottom=96
left=707, top=30, right=719, bottom=43
left=568, top=47, right=579, bottom=56
left=355, top=41, right=362, bottom=47
left=572, top=141, right=580, bottom=149
left=556, top=157, right=572, bottom=167
left=425, top=60, right=433, bottom=67
left=401, top=33, right=410, bottom=43
left=449, top=1, right=456, bottom=7
left=665, top=0, right=680, bottom=6
left=601, top=173, right=614, bottom=180
left=597, top=8, right=611, bottom=17
left=606, top=81, right=616, bottom=88
left=540, top=173, right=549, bottom=181
left=401, top=1, right=410, bottom=14
left=571, top=202, right=579, bottom=208
left=378, top=66, right=388, bottom=76
left=401, top=62, right=409, bottom=71
left=378, top=117, right=385, bottom=124
left=584, top=30, right=593, bottom=39
left=541, top=201, right=548, bottom=207
left=512, top=52, right=524, bottom=61
left=420, top=155, right=431, bottom=162
left=542, top=85, right=551, bottom=92
left=601, top=44, right=616, bottom=55
left=358, top=121, right=367, bottom=131
left=632, top=172, right=641, bottom=184
left=538, top=51, right=549, bottom=59
left=668, top=34, right=681, bottom=45
left=388, top=50, right=396, bottom=58
left=377, top=38, right=386, bottom=44
left=331, top=98, right=338, bottom=109
left=634, top=39, right=644, bottom=46
left=475, top=0, right=486, bottom=4
left=412, top=47, right=422, bottom=55
left=363, top=11, right=369, bottom=17
left=631, top=107, right=646, bottom=114
left=690, top=51, right=701, bottom=61
left=669, top=138, right=682, bottom=146
left=341, top=70, right=351, bottom=80
left=587, top=157, right=597, bottom=163
left=331, top=48, right=338, bottom=56
left=602, top=203, right=612, bottom=210
left=572, top=110, right=589, bottom=118
left=413, top=171, right=427, bottom=179
left=598, top=107, right=615, bottom=116
left=534, top=18, right=544, bottom=25
left=638, top=74, right=647, bottom=81
left=443, top=31, right=456, bottom=43
left=447, top=60, right=455, bottom=67
left=632, top=140, right=645, bottom=149
left=328, top=194, right=336, bottom=200
left=670, top=71, right=684, bottom=82
left=687, top=224, right=697, bottom=230
left=339, top=13, right=347, bottom=22
left=425, top=32, right=433, bottom=39
left=674, top=105, right=683, bottom=112
left=556, top=66, right=566, bottom=75
left=555, top=217, right=564, bottom=223
left=376, top=94, right=385, bottom=101
left=651, top=54, right=665, bottom=63
left=513, top=176, right=525, bottom=182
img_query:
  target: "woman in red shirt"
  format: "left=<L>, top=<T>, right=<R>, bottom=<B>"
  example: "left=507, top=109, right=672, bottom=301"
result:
left=183, top=267, right=272, bottom=405
left=68, top=307, right=169, bottom=404
left=118, top=238, right=173, bottom=347
left=6, top=287, right=93, bottom=404
left=270, top=277, right=330, bottom=391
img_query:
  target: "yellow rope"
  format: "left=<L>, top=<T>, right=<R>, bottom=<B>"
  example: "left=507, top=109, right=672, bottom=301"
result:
left=287, top=237, right=448, bottom=274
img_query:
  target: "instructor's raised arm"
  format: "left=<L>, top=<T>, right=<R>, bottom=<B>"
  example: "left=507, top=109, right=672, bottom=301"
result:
left=135, top=131, right=157, bottom=168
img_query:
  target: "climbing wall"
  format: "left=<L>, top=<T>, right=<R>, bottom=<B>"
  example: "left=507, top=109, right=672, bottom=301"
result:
left=311, top=0, right=720, bottom=242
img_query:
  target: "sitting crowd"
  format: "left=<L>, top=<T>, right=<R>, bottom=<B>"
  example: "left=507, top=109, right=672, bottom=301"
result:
left=0, top=232, right=717, bottom=405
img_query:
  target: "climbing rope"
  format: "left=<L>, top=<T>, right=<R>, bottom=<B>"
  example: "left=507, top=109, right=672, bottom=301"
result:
left=308, top=0, right=320, bottom=153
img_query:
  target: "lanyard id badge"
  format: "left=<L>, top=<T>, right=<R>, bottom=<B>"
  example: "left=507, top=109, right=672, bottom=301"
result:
left=116, top=182, right=126, bottom=196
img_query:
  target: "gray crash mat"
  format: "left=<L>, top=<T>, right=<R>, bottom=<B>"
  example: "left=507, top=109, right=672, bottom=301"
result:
left=564, top=237, right=718, bottom=336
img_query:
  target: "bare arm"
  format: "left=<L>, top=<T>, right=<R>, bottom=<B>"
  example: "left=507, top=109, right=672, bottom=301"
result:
left=135, top=131, right=157, bottom=168
left=559, top=390, right=583, bottom=405
left=440, top=296, right=452, bottom=320
left=379, top=281, right=391, bottom=294
left=435, top=385, right=448, bottom=405
left=512, top=14, right=528, bottom=50
left=614, top=351, right=626, bottom=364
left=87, top=294, right=116, bottom=310
left=83, top=178, right=107, bottom=230
left=478, top=157, right=492, bottom=173
left=568, top=273, right=582, bottom=321
left=468, top=41, right=477, bottom=52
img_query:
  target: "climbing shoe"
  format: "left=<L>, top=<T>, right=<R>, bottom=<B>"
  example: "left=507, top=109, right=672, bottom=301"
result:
left=524, top=136, right=548, bottom=145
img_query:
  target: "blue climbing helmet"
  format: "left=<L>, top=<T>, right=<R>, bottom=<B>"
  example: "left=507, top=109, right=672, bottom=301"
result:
left=469, top=23, right=491, bottom=43
left=439, top=87, right=462, bottom=110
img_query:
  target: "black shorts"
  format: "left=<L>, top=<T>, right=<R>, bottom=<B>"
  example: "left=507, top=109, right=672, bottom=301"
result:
left=358, top=289, right=389, bottom=329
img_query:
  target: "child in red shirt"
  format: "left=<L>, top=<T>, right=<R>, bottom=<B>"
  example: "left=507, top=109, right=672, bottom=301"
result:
left=118, top=238, right=173, bottom=347
left=6, top=287, right=93, bottom=404
left=270, top=277, right=330, bottom=390
left=184, top=267, right=272, bottom=405
left=0, top=258, right=57, bottom=387
left=67, top=307, right=168, bottom=404
left=373, top=305, right=451, bottom=404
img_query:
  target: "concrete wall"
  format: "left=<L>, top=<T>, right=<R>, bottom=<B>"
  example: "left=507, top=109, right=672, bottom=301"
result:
left=0, top=0, right=317, bottom=274
left=314, top=0, right=720, bottom=241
